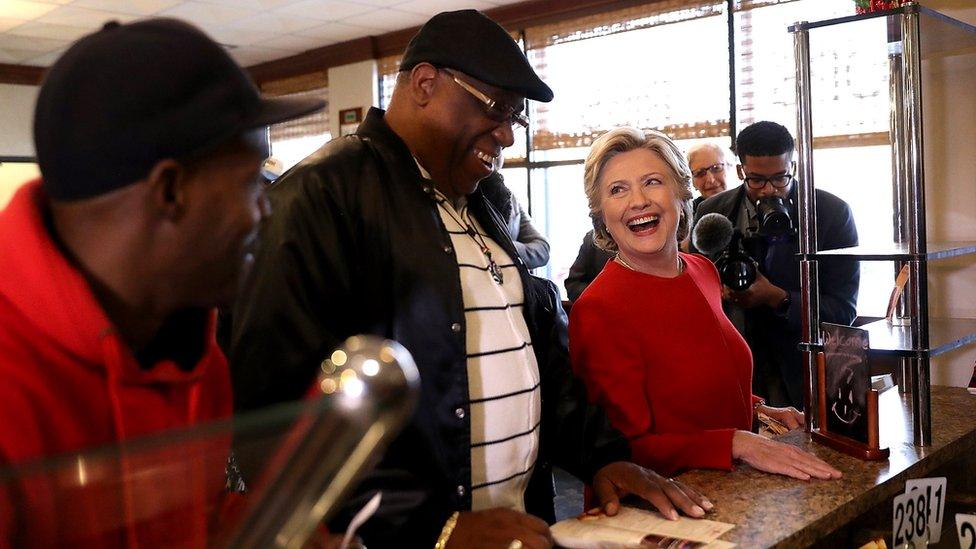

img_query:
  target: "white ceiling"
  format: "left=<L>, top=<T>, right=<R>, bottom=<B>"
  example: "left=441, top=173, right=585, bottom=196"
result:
left=0, top=0, right=525, bottom=68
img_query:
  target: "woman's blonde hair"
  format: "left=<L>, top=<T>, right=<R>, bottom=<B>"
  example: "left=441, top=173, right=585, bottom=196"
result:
left=582, top=127, right=694, bottom=253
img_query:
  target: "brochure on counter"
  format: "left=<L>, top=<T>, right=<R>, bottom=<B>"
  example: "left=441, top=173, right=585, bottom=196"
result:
left=551, top=506, right=735, bottom=548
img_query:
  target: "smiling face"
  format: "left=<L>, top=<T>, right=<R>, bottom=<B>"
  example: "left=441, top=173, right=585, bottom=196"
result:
left=688, top=145, right=729, bottom=198
left=599, top=148, right=683, bottom=270
left=431, top=69, right=522, bottom=201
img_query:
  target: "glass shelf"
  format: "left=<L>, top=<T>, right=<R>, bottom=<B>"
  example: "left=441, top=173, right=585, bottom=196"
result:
left=789, top=5, right=976, bottom=55
left=860, top=317, right=976, bottom=358
left=810, top=241, right=976, bottom=261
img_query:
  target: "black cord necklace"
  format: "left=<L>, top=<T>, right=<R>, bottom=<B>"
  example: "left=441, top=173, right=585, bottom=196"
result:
left=434, top=194, right=504, bottom=285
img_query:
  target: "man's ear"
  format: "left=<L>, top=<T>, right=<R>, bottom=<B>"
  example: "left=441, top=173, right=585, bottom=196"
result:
left=409, top=63, right=439, bottom=106
left=145, top=158, right=188, bottom=221
left=736, top=164, right=746, bottom=181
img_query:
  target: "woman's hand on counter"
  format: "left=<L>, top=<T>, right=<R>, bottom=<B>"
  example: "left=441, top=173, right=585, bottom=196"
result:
left=757, top=405, right=804, bottom=431
left=731, top=431, right=843, bottom=480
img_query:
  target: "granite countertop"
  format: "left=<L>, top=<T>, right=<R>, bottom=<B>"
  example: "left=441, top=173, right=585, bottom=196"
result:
left=676, top=386, right=976, bottom=547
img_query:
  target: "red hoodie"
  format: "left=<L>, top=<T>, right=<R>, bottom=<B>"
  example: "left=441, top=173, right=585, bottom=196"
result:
left=0, top=181, right=233, bottom=545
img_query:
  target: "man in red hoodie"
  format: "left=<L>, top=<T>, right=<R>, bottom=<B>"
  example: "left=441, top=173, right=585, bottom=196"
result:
left=0, top=18, right=323, bottom=545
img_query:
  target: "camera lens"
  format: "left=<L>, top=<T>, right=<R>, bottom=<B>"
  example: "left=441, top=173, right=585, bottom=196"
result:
left=756, top=197, right=792, bottom=237
left=715, top=251, right=756, bottom=292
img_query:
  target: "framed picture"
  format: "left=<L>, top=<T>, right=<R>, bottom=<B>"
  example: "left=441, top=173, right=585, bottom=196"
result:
left=821, top=323, right=870, bottom=444
left=339, top=107, right=363, bottom=136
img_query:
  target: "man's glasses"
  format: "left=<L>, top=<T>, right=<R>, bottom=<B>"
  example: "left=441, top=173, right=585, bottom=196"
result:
left=691, top=163, right=726, bottom=179
left=443, top=69, right=529, bottom=130
left=743, top=172, right=794, bottom=190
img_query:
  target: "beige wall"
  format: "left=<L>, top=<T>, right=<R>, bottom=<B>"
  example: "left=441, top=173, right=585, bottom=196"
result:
left=919, top=5, right=976, bottom=386
left=327, top=60, right=378, bottom=138
left=926, top=0, right=976, bottom=25
left=0, top=84, right=38, bottom=212
left=0, top=84, right=38, bottom=158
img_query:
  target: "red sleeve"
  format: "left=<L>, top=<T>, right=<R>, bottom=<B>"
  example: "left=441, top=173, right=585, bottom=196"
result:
left=570, top=296, right=735, bottom=476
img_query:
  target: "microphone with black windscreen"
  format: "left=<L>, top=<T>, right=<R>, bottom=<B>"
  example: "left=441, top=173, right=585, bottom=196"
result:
left=692, top=213, right=757, bottom=292
left=692, top=213, right=735, bottom=257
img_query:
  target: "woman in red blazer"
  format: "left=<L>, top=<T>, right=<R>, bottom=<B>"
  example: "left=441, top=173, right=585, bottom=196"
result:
left=569, top=127, right=841, bottom=480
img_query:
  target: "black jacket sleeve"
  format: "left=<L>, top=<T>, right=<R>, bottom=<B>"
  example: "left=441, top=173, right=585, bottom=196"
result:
left=527, top=276, right=631, bottom=483
left=565, top=232, right=611, bottom=302
left=230, top=154, right=362, bottom=410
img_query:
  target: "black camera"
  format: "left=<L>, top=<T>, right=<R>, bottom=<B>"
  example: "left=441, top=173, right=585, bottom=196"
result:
left=714, top=232, right=758, bottom=292
left=692, top=212, right=758, bottom=291
left=755, top=196, right=793, bottom=237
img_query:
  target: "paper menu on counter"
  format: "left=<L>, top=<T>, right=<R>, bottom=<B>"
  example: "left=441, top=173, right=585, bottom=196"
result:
left=551, top=506, right=735, bottom=548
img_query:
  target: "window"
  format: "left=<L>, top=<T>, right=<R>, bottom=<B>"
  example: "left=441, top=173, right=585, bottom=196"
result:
left=527, top=3, right=730, bottom=152
left=735, top=0, right=894, bottom=315
left=377, top=0, right=893, bottom=316
left=518, top=1, right=732, bottom=295
left=262, top=72, right=331, bottom=172
left=269, top=87, right=331, bottom=171
left=377, top=55, right=400, bottom=111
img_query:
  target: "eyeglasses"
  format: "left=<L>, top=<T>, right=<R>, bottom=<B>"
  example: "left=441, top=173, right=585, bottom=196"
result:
left=744, top=172, right=794, bottom=190
left=443, top=69, right=529, bottom=130
left=691, top=163, right=727, bottom=179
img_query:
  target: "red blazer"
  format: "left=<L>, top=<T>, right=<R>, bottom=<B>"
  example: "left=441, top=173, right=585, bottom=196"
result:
left=570, top=253, right=760, bottom=476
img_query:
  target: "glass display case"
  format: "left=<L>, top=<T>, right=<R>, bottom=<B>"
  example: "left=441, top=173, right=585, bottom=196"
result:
left=0, top=335, right=418, bottom=546
left=790, top=2, right=976, bottom=446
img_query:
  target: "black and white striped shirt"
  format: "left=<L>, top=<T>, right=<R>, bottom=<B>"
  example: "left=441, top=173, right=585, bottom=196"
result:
left=434, top=190, right=541, bottom=512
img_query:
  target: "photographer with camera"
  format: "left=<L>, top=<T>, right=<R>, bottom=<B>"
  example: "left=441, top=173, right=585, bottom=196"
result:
left=690, top=121, right=859, bottom=409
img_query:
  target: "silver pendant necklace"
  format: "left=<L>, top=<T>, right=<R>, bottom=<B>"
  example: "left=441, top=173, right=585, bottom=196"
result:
left=436, top=198, right=504, bottom=285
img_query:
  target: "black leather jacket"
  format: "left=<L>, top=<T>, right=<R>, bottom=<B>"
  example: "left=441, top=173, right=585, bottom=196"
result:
left=229, top=108, right=629, bottom=546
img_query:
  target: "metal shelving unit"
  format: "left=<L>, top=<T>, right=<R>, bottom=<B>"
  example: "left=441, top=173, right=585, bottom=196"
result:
left=790, top=3, right=976, bottom=447
left=812, top=241, right=976, bottom=262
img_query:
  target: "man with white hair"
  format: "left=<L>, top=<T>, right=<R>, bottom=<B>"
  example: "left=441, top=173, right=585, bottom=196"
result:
left=687, top=142, right=734, bottom=211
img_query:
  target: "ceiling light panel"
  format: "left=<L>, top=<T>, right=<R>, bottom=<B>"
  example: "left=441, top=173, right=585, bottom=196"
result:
left=229, top=12, right=324, bottom=34
left=6, top=21, right=93, bottom=42
left=69, top=0, right=186, bottom=16
left=37, top=6, right=139, bottom=29
left=159, top=2, right=261, bottom=27
left=396, top=0, right=494, bottom=15
left=0, top=1, right=60, bottom=21
left=340, top=8, right=426, bottom=31
left=293, top=20, right=375, bottom=41
left=273, top=0, right=376, bottom=21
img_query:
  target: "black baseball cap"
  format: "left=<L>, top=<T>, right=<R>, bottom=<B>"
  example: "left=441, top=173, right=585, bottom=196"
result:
left=34, top=18, right=325, bottom=201
left=400, top=10, right=553, bottom=103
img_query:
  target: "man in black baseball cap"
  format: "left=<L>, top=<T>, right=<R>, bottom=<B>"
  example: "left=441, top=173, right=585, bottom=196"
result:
left=230, top=9, right=709, bottom=548
left=0, top=15, right=321, bottom=473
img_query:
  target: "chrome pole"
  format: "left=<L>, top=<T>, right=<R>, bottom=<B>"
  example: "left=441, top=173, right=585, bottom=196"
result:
left=888, top=27, right=914, bottom=393
left=793, top=22, right=820, bottom=433
left=901, top=4, right=931, bottom=446
left=228, top=336, right=421, bottom=548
